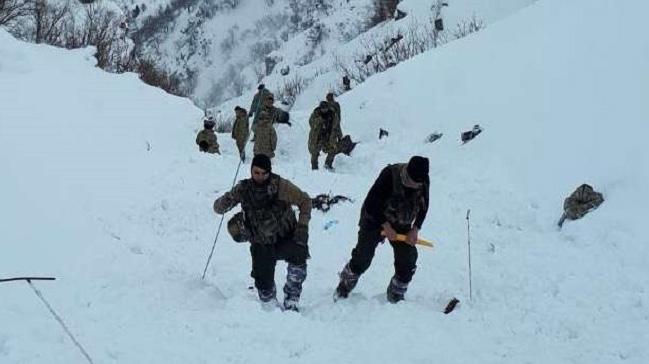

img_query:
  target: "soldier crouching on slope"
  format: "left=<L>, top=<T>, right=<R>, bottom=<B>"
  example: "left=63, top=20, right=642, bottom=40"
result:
left=196, top=116, right=220, bottom=154
left=334, top=156, right=430, bottom=303
left=213, top=154, right=312, bottom=311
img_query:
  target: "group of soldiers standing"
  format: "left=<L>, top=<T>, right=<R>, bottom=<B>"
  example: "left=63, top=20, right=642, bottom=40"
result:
left=196, top=84, right=345, bottom=170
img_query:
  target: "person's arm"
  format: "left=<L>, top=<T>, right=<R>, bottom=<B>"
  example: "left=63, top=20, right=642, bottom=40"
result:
left=278, top=178, right=312, bottom=226
left=213, top=182, right=244, bottom=214
left=363, top=167, right=393, bottom=225
left=414, top=176, right=430, bottom=229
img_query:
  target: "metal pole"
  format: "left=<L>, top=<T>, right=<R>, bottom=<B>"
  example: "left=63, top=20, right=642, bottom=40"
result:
left=466, top=209, right=473, bottom=301
left=26, top=280, right=95, bottom=364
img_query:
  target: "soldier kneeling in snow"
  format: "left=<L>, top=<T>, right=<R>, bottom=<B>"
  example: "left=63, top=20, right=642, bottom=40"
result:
left=196, top=116, right=220, bottom=154
left=213, top=155, right=312, bottom=311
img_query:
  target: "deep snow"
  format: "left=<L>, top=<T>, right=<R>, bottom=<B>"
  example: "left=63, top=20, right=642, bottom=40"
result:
left=1, top=0, right=648, bottom=363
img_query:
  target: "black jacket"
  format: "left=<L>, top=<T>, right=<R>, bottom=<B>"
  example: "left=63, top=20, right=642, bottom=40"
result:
left=359, top=165, right=429, bottom=231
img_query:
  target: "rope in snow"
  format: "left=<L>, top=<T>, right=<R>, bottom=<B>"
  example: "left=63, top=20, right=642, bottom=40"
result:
left=27, top=280, right=95, bottom=364
left=201, top=146, right=246, bottom=280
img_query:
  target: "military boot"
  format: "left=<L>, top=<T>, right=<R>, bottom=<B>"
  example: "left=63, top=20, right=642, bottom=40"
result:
left=386, top=275, right=409, bottom=303
left=334, top=263, right=360, bottom=301
left=283, top=263, right=307, bottom=312
left=258, top=285, right=279, bottom=311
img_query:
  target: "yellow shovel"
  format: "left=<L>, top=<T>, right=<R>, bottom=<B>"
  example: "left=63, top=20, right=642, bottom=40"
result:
left=381, top=232, right=435, bottom=248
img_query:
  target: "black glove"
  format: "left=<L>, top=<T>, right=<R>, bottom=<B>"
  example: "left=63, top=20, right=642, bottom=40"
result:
left=294, top=224, right=309, bottom=246
left=248, top=111, right=253, bottom=117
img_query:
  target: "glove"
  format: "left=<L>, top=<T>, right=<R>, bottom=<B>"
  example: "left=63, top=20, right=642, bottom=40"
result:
left=248, top=112, right=253, bottom=117
left=294, top=224, right=309, bottom=246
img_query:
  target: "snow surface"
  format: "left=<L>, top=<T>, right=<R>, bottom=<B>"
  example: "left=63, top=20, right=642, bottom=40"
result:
left=1, top=0, right=648, bottom=363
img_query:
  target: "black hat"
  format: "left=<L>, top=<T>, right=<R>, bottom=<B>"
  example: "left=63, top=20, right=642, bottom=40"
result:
left=252, top=154, right=272, bottom=172
left=406, top=156, right=429, bottom=183
left=258, top=84, right=265, bottom=90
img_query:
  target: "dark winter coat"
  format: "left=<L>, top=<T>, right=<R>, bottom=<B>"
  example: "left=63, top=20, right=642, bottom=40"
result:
left=359, top=164, right=429, bottom=233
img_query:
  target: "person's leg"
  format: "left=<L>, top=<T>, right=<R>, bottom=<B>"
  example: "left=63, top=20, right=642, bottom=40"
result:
left=386, top=241, right=418, bottom=303
left=249, top=243, right=278, bottom=302
left=310, top=152, right=319, bottom=170
left=335, top=229, right=383, bottom=299
left=276, top=238, right=309, bottom=311
left=324, top=152, right=336, bottom=169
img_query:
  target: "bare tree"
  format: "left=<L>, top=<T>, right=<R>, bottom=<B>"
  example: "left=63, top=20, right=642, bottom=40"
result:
left=0, top=0, right=30, bottom=26
left=31, top=0, right=69, bottom=44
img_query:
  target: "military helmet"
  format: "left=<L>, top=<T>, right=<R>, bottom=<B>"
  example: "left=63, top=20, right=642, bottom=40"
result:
left=227, top=212, right=250, bottom=243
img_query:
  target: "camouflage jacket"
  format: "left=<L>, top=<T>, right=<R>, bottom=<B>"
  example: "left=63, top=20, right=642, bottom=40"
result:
left=249, top=89, right=272, bottom=125
left=308, top=106, right=342, bottom=154
left=231, top=114, right=250, bottom=143
left=196, top=129, right=220, bottom=154
left=562, top=184, right=604, bottom=221
left=214, top=174, right=312, bottom=244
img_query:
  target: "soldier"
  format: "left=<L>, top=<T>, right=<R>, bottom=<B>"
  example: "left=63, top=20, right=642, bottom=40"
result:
left=334, top=156, right=430, bottom=303
left=249, top=84, right=272, bottom=138
left=231, top=106, right=249, bottom=162
left=253, top=92, right=279, bottom=159
left=196, top=116, right=220, bottom=154
left=213, top=154, right=312, bottom=311
left=326, top=92, right=341, bottom=122
left=308, top=101, right=342, bottom=170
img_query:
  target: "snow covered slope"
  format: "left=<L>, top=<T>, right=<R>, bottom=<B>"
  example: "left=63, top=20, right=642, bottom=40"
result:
left=1, top=0, right=648, bottom=363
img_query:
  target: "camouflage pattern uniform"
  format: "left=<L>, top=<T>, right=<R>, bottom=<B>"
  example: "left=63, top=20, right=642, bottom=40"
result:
left=213, top=173, right=312, bottom=309
left=308, top=102, right=342, bottom=169
left=558, top=184, right=604, bottom=227
left=249, top=88, right=272, bottom=128
left=232, top=108, right=250, bottom=160
left=253, top=95, right=280, bottom=159
left=196, top=129, right=220, bottom=154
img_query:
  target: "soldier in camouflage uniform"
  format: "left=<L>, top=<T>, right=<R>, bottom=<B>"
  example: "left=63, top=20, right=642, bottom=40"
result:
left=214, top=154, right=312, bottom=311
left=249, top=84, right=272, bottom=139
left=334, top=156, right=430, bottom=303
left=195, top=116, right=220, bottom=154
left=308, top=101, right=342, bottom=170
left=231, top=106, right=250, bottom=162
left=326, top=92, right=341, bottom=122
left=253, top=92, right=283, bottom=159
left=558, top=184, right=604, bottom=227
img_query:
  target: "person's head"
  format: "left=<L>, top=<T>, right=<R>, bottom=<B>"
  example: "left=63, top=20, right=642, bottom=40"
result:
left=263, top=93, right=275, bottom=107
left=326, top=92, right=335, bottom=102
left=258, top=84, right=265, bottom=91
left=318, top=101, right=331, bottom=115
left=234, top=106, right=246, bottom=116
left=204, top=116, right=216, bottom=129
left=402, top=156, right=429, bottom=188
left=251, top=154, right=272, bottom=184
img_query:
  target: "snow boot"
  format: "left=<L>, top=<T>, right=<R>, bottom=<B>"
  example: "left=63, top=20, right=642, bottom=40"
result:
left=334, top=263, right=360, bottom=301
left=386, top=275, right=409, bottom=303
left=283, top=263, right=306, bottom=312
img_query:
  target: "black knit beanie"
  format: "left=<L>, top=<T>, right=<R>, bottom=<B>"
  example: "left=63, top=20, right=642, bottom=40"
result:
left=251, top=154, right=272, bottom=173
left=406, top=156, right=429, bottom=183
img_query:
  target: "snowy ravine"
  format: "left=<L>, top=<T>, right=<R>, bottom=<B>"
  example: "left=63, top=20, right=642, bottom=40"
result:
left=1, top=0, right=648, bottom=363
